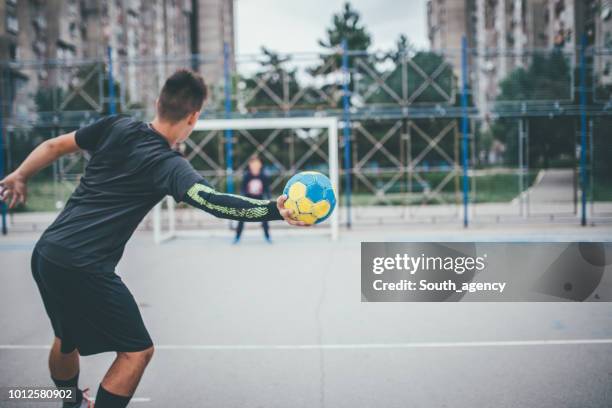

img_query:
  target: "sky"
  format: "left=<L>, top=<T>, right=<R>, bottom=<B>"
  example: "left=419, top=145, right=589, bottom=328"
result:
left=235, top=0, right=429, bottom=55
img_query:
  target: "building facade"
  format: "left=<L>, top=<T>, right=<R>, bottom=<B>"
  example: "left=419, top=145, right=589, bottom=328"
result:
left=0, top=0, right=234, bottom=121
left=195, top=0, right=235, bottom=85
left=427, top=0, right=608, bottom=116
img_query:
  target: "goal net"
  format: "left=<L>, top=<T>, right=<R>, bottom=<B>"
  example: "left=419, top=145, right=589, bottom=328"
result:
left=152, top=116, right=340, bottom=242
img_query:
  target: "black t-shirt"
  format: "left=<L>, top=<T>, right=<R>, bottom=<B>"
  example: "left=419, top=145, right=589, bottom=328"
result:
left=36, top=115, right=203, bottom=273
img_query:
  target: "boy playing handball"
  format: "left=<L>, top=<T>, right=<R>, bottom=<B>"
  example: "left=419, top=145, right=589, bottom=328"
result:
left=0, top=70, right=306, bottom=407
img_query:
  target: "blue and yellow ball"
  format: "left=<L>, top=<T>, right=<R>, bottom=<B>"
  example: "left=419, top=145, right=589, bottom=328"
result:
left=283, top=171, right=336, bottom=225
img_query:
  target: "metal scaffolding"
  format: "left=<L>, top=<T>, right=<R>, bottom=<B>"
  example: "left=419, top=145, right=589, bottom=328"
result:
left=1, top=42, right=611, bottom=234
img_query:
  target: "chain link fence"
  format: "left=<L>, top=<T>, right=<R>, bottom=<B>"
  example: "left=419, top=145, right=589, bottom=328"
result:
left=1, top=45, right=610, bottom=231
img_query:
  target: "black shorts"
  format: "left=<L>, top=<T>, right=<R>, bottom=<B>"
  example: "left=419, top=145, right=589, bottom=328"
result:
left=31, top=249, right=153, bottom=356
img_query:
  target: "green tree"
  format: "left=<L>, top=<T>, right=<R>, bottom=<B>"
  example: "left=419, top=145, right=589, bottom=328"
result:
left=240, top=47, right=300, bottom=111
left=317, top=2, right=371, bottom=62
left=389, top=34, right=412, bottom=62
left=34, top=64, right=130, bottom=114
left=310, top=1, right=372, bottom=93
left=19, top=64, right=134, bottom=178
left=498, top=51, right=571, bottom=102
left=361, top=35, right=455, bottom=105
left=494, top=51, right=574, bottom=167
left=239, top=47, right=331, bottom=112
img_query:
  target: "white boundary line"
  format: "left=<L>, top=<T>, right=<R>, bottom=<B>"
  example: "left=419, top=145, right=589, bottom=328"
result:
left=2, top=339, right=612, bottom=350
left=84, top=396, right=150, bottom=403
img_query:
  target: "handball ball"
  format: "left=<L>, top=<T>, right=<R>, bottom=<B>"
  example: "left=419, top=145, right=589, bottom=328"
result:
left=283, top=171, right=336, bottom=225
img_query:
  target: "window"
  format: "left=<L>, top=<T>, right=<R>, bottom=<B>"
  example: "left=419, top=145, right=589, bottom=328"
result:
left=6, top=14, right=18, bottom=33
left=605, top=31, right=612, bottom=48
left=9, top=43, right=17, bottom=61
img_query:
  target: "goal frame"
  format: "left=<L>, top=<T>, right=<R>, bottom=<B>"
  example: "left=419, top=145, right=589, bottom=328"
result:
left=152, top=116, right=340, bottom=242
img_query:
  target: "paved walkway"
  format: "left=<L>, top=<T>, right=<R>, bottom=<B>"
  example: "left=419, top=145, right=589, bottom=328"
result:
left=527, top=169, right=575, bottom=204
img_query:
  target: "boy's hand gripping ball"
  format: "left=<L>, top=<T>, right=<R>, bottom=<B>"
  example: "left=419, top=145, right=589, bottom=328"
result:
left=282, top=171, right=336, bottom=225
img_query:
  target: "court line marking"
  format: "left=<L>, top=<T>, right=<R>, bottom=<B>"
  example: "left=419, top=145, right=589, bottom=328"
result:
left=85, top=396, right=150, bottom=403
left=2, top=339, right=612, bottom=350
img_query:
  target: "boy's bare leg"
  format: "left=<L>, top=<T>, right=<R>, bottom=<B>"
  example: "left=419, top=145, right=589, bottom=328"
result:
left=101, top=347, right=154, bottom=395
left=49, top=337, right=79, bottom=380
left=49, top=337, right=84, bottom=407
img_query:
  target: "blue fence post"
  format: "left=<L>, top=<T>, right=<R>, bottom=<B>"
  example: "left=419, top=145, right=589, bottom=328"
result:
left=107, top=46, right=116, bottom=115
left=579, top=35, right=588, bottom=227
left=341, top=39, right=352, bottom=229
left=0, top=67, right=6, bottom=235
left=223, top=42, right=234, bottom=193
left=460, top=35, right=470, bottom=228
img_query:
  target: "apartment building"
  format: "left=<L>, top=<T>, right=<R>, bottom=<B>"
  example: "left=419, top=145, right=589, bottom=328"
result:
left=427, top=0, right=607, bottom=114
left=0, top=0, right=234, bottom=120
left=195, top=0, right=235, bottom=84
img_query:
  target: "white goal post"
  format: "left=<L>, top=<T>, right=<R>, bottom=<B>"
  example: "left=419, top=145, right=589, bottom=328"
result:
left=152, top=116, right=340, bottom=242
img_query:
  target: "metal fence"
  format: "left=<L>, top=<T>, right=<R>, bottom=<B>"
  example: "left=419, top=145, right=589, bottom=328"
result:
left=1, top=39, right=611, bottom=232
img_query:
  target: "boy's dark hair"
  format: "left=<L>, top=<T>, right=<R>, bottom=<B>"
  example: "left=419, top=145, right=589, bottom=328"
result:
left=157, top=69, right=207, bottom=122
left=248, top=154, right=262, bottom=163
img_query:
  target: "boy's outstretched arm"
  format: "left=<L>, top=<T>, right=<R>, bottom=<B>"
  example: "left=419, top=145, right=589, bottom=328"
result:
left=183, top=181, right=308, bottom=226
left=0, top=132, right=78, bottom=208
